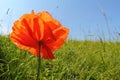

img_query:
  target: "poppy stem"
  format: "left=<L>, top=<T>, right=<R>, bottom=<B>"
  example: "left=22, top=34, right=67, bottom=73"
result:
left=36, top=42, right=41, bottom=80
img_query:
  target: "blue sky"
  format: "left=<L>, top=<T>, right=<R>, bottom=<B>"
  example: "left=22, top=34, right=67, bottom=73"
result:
left=0, top=0, right=120, bottom=41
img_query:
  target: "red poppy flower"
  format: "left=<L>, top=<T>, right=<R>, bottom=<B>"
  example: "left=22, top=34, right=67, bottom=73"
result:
left=10, top=10, right=69, bottom=59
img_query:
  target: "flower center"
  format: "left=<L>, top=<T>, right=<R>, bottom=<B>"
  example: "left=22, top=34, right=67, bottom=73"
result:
left=38, top=41, right=44, bottom=46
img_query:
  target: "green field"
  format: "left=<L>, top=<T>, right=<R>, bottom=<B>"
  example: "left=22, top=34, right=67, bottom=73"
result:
left=0, top=35, right=120, bottom=80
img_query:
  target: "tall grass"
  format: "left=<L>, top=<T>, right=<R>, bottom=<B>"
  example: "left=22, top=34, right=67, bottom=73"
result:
left=0, top=35, right=120, bottom=80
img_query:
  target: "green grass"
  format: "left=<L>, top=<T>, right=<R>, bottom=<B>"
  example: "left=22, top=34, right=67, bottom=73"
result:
left=0, top=35, right=120, bottom=80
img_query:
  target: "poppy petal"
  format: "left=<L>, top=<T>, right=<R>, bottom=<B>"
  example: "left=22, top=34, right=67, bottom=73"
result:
left=41, top=45, right=54, bottom=59
left=42, top=23, right=56, bottom=44
left=47, top=27, right=69, bottom=50
left=10, top=21, right=37, bottom=48
left=32, top=18, right=44, bottom=41
left=28, top=44, right=54, bottom=59
left=38, top=11, right=61, bottom=30
left=20, top=13, right=44, bottom=41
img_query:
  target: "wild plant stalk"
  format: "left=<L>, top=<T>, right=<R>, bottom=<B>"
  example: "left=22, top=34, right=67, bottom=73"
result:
left=99, top=37, right=106, bottom=70
left=36, top=42, right=41, bottom=80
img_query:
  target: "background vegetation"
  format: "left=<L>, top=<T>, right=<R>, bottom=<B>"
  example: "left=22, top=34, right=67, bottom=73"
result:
left=0, top=35, right=120, bottom=80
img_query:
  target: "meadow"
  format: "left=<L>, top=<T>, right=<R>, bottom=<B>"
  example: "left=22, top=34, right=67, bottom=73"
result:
left=0, top=35, right=120, bottom=80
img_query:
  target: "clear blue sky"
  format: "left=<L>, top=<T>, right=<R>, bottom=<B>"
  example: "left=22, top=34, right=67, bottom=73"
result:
left=0, top=0, right=120, bottom=41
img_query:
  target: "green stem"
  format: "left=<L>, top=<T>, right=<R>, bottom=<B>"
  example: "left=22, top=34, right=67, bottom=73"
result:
left=36, top=42, right=41, bottom=80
